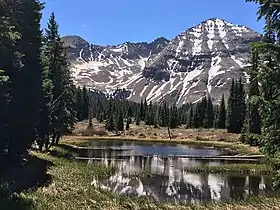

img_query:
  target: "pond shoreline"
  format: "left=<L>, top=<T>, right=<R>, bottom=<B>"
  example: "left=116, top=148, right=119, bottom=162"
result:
left=62, top=135, right=261, bottom=155
left=17, top=146, right=280, bottom=210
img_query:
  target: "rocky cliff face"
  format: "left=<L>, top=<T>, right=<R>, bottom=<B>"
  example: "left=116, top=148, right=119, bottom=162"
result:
left=63, top=18, right=261, bottom=105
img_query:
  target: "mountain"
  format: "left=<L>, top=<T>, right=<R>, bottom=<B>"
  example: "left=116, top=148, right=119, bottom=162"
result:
left=62, top=18, right=261, bottom=105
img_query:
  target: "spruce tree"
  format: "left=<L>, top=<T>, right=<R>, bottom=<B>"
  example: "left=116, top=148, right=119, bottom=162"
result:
left=203, top=97, right=214, bottom=128
left=7, top=0, right=43, bottom=160
left=0, top=1, right=21, bottom=161
left=43, top=13, right=76, bottom=146
left=169, top=105, right=178, bottom=129
left=107, top=115, right=114, bottom=131
left=117, top=109, right=124, bottom=132
left=145, top=101, right=154, bottom=125
left=227, top=79, right=237, bottom=133
left=243, top=49, right=261, bottom=140
left=126, top=118, right=130, bottom=130
left=187, top=106, right=194, bottom=128
left=82, top=85, right=89, bottom=120
left=236, top=79, right=246, bottom=133
left=244, top=0, right=279, bottom=153
left=217, top=94, right=226, bottom=129
left=75, top=87, right=83, bottom=121
left=193, top=106, right=200, bottom=128
left=135, top=110, right=140, bottom=125
left=140, top=100, right=144, bottom=120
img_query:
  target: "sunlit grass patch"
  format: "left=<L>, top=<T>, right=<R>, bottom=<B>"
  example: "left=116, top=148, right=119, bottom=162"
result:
left=185, top=163, right=274, bottom=175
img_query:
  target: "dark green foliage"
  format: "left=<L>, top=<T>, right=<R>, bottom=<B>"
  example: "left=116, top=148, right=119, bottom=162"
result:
left=116, top=109, right=124, bottom=132
left=41, top=12, right=76, bottom=147
left=126, top=118, right=130, bottom=130
left=169, top=105, right=178, bottom=129
left=88, top=114, right=93, bottom=128
left=198, top=97, right=207, bottom=127
left=1, top=0, right=44, bottom=162
left=187, top=106, right=194, bottom=128
left=81, top=86, right=89, bottom=120
left=217, top=94, right=226, bottom=129
left=135, top=111, right=140, bottom=125
left=159, top=102, right=169, bottom=127
left=243, top=0, right=280, bottom=154
left=0, top=2, right=20, bottom=162
left=227, top=79, right=246, bottom=134
left=145, top=102, right=154, bottom=125
left=193, top=106, right=200, bottom=128
left=106, top=115, right=115, bottom=132
left=203, top=97, right=214, bottom=128
left=243, top=49, right=261, bottom=139
left=74, top=87, right=83, bottom=121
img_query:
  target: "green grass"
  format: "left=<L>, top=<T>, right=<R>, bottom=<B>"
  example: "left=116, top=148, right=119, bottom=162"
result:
left=185, top=163, right=275, bottom=175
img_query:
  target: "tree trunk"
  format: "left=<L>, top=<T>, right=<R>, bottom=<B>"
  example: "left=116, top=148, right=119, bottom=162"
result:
left=167, top=125, right=172, bottom=140
left=55, top=134, right=60, bottom=145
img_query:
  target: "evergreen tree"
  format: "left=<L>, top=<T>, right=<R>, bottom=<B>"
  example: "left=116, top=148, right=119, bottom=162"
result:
left=198, top=97, right=207, bottom=127
left=227, top=79, right=246, bottom=133
left=140, top=100, right=144, bottom=120
left=245, top=0, right=280, bottom=153
left=43, top=13, right=76, bottom=146
left=88, top=113, right=93, bottom=128
left=81, top=85, right=89, bottom=120
left=0, top=1, right=21, bottom=161
left=193, top=106, right=200, bottom=128
left=203, top=97, right=214, bottom=128
left=236, top=79, right=246, bottom=133
left=116, top=109, right=124, bottom=132
left=159, top=102, right=167, bottom=127
left=6, top=0, right=44, bottom=161
left=153, top=110, right=159, bottom=128
left=227, top=80, right=238, bottom=133
left=213, top=106, right=219, bottom=128
left=217, top=94, right=226, bottom=129
left=135, top=110, right=140, bottom=125
left=127, top=106, right=132, bottom=119
left=243, top=49, right=261, bottom=138
left=74, top=87, right=83, bottom=121
left=187, top=106, right=194, bottom=128
left=107, top=115, right=115, bottom=132
left=169, top=105, right=178, bottom=129
left=126, top=118, right=130, bottom=130
left=145, top=101, right=154, bottom=125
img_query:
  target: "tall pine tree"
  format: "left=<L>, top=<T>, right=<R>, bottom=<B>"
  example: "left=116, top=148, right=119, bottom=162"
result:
left=217, top=94, right=226, bottom=129
left=246, top=0, right=280, bottom=154
left=6, top=0, right=43, bottom=161
left=43, top=12, right=76, bottom=146
left=203, top=97, right=214, bottom=128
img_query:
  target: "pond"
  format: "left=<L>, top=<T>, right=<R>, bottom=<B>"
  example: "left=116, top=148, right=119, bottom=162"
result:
left=76, top=140, right=276, bottom=204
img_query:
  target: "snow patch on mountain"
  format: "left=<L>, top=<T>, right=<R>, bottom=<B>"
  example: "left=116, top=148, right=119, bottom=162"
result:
left=64, top=17, right=262, bottom=105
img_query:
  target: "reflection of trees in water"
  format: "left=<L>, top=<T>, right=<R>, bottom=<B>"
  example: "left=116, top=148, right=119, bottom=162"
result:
left=86, top=149, right=272, bottom=203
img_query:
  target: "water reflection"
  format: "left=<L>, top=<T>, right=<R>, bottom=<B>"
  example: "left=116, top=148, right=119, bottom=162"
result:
left=79, top=140, right=275, bottom=203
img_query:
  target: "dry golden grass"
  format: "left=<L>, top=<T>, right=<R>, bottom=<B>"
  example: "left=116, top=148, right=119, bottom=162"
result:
left=66, top=121, right=260, bottom=155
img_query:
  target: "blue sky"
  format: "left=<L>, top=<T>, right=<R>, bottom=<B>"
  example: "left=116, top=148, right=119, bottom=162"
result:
left=40, top=0, right=264, bottom=45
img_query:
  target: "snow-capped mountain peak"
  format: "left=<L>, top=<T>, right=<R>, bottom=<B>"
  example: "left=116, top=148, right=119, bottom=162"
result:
left=63, top=18, right=261, bottom=105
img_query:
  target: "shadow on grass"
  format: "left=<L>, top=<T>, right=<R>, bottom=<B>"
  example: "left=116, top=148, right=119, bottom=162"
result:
left=0, top=155, right=53, bottom=210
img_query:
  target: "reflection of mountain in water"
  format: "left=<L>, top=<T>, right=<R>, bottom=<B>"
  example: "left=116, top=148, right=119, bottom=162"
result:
left=87, top=150, right=273, bottom=203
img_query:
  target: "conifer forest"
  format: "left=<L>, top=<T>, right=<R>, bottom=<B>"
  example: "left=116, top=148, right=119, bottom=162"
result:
left=1, top=0, right=280, bottom=209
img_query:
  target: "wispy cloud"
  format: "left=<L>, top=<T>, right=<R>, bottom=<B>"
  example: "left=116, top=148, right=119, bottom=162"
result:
left=81, top=24, right=87, bottom=27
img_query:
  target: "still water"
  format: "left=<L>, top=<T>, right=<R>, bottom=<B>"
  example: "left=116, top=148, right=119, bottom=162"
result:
left=77, top=140, right=276, bottom=203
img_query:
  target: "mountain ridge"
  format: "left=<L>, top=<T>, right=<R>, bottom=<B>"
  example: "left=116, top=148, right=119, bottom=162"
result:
left=62, top=17, right=262, bottom=105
